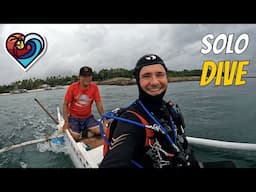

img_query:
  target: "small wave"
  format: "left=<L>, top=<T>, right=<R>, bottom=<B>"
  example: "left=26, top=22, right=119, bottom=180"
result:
left=20, top=161, right=28, bottom=168
left=0, top=155, right=8, bottom=168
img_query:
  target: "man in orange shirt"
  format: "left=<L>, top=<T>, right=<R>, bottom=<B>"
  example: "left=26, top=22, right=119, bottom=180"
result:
left=62, top=66, right=105, bottom=141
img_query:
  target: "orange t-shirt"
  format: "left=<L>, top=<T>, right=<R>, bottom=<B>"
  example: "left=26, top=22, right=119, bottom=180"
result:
left=64, top=82, right=101, bottom=118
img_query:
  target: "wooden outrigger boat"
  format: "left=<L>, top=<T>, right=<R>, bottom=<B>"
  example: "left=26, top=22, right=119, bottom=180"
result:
left=2, top=98, right=256, bottom=168
left=56, top=107, right=104, bottom=168
left=56, top=105, right=256, bottom=168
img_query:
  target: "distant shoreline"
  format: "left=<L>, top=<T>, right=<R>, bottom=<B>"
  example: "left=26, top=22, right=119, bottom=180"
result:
left=0, top=86, right=69, bottom=96
left=0, top=76, right=201, bottom=96
left=168, top=76, right=201, bottom=82
left=97, top=76, right=201, bottom=86
left=5, top=75, right=255, bottom=95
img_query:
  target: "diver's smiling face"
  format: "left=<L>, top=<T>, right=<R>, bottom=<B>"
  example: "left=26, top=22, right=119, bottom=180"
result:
left=139, top=64, right=168, bottom=96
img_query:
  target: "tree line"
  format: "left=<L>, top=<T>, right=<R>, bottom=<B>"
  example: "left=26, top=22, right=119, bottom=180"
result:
left=0, top=68, right=202, bottom=93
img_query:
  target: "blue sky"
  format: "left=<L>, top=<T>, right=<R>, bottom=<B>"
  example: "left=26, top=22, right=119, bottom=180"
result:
left=0, top=24, right=255, bottom=85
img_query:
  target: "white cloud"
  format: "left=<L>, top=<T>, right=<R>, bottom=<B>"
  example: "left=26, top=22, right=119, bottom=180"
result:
left=0, top=24, right=256, bottom=85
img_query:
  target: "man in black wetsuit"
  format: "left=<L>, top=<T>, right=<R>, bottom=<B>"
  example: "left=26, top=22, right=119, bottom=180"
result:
left=99, top=53, right=201, bottom=168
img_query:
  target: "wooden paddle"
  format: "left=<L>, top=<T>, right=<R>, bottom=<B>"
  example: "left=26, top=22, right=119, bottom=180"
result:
left=34, top=98, right=59, bottom=125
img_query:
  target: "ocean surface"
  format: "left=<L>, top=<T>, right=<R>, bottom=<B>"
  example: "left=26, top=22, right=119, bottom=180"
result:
left=1, top=79, right=256, bottom=168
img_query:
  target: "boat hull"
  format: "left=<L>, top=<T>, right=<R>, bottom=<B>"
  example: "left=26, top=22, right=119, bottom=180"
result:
left=57, top=107, right=103, bottom=168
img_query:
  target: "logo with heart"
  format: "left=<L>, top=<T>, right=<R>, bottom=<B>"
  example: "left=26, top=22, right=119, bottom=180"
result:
left=5, top=32, right=46, bottom=72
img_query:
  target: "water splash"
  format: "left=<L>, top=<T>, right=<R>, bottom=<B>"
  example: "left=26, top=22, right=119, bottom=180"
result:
left=37, top=131, right=69, bottom=154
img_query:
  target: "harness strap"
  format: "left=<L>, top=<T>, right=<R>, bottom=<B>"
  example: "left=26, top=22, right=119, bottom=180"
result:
left=103, top=109, right=156, bottom=157
left=126, top=110, right=155, bottom=147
